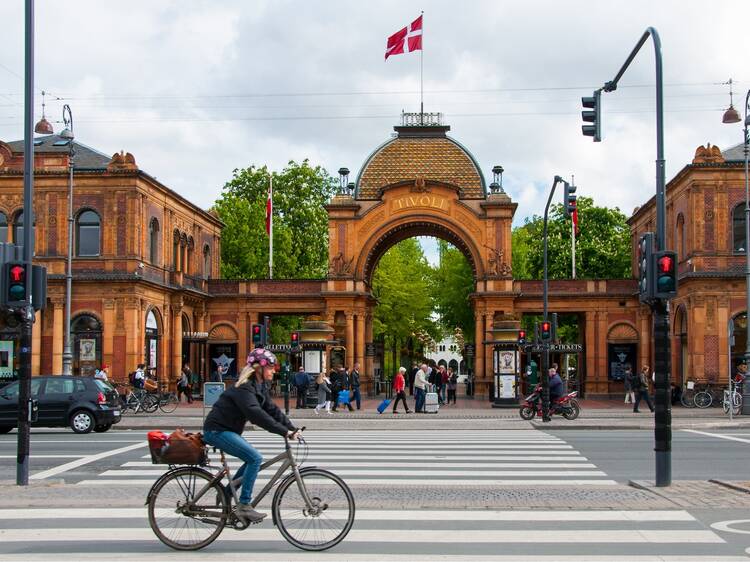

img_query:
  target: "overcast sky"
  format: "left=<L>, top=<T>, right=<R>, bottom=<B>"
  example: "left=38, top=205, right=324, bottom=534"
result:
left=0, top=1, right=747, bottom=241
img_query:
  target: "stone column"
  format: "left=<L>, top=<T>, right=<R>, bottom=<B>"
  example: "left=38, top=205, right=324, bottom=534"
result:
left=102, top=299, right=115, bottom=370
left=126, top=300, right=143, bottom=374
left=172, top=304, right=183, bottom=388
left=364, top=312, right=374, bottom=392
left=596, top=311, right=608, bottom=396
left=345, top=312, right=355, bottom=369
left=51, top=297, right=64, bottom=374
left=474, top=310, right=485, bottom=389
left=584, top=310, right=597, bottom=394
left=31, top=310, right=41, bottom=376
left=355, top=313, right=365, bottom=368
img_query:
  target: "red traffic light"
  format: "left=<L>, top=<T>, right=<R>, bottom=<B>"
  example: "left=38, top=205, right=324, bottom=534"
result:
left=9, top=265, right=25, bottom=283
left=541, top=322, right=551, bottom=332
left=253, top=325, right=261, bottom=335
left=518, top=330, right=526, bottom=339
left=291, top=332, right=299, bottom=342
left=657, top=255, right=674, bottom=273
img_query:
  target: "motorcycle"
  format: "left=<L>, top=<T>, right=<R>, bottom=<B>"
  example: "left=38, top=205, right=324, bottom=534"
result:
left=519, top=384, right=580, bottom=420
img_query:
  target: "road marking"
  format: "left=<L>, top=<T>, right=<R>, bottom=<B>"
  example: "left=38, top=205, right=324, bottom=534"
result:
left=682, top=430, right=750, bottom=444
left=711, top=519, right=750, bottom=535
left=0, top=455, right=84, bottom=459
left=123, top=461, right=597, bottom=469
left=29, top=442, right=147, bottom=480
left=0, top=556, right=745, bottom=562
left=100, top=468, right=608, bottom=477
left=0, top=528, right=722, bottom=543
left=153, top=453, right=589, bottom=461
left=78, top=478, right=619, bottom=486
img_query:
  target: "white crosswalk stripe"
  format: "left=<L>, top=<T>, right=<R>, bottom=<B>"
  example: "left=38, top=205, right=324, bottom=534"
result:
left=76, top=430, right=618, bottom=487
left=0, top=508, right=738, bottom=560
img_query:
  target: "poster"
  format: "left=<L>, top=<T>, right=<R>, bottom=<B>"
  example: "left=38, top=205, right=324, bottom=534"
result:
left=500, top=375, right=516, bottom=399
left=608, top=343, right=636, bottom=380
left=498, top=350, right=516, bottom=374
left=79, top=339, right=97, bottom=362
left=149, top=339, right=158, bottom=369
left=0, top=340, right=13, bottom=380
left=304, top=350, right=322, bottom=374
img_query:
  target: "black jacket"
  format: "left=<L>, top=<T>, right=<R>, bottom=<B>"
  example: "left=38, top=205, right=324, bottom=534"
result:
left=350, top=370, right=361, bottom=389
left=204, top=379, right=295, bottom=437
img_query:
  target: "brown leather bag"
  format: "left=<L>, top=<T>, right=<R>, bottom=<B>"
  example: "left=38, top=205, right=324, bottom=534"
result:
left=159, top=428, right=206, bottom=465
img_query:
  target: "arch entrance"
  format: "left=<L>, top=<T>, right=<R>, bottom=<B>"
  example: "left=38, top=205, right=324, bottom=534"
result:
left=323, top=116, right=518, bottom=394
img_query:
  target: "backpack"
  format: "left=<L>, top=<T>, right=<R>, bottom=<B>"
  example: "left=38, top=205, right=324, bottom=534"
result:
left=129, top=371, right=137, bottom=385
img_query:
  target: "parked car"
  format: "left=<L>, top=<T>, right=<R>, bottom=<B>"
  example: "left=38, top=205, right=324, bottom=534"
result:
left=0, top=375, right=121, bottom=434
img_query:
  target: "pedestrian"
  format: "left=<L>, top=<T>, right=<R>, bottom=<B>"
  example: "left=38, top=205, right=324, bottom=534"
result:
left=189, top=364, right=201, bottom=400
left=294, top=366, right=309, bottom=409
left=392, top=367, right=412, bottom=414
left=95, top=364, right=109, bottom=383
left=331, top=366, right=354, bottom=412
left=623, top=365, right=635, bottom=404
left=633, top=364, right=655, bottom=413
left=439, top=365, right=449, bottom=405
left=350, top=362, right=362, bottom=410
left=132, top=363, right=146, bottom=389
left=408, top=362, right=418, bottom=396
left=447, top=367, right=458, bottom=405
left=413, top=363, right=430, bottom=413
left=181, top=362, right=194, bottom=403
left=314, top=372, right=332, bottom=415
left=177, top=369, right=192, bottom=403
left=735, top=361, right=748, bottom=392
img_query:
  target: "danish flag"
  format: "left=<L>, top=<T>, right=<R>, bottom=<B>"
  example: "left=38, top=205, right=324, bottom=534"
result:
left=385, top=15, right=423, bottom=60
left=265, top=177, right=273, bottom=236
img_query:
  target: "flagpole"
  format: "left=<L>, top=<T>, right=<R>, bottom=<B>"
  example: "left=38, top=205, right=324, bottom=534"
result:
left=571, top=217, right=576, bottom=279
left=269, top=174, right=273, bottom=280
left=420, top=10, right=424, bottom=123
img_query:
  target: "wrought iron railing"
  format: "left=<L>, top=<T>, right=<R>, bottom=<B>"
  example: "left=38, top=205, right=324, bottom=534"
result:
left=400, top=111, right=443, bottom=126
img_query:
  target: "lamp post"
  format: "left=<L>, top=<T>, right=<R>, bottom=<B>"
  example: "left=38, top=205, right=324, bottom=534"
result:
left=722, top=85, right=750, bottom=367
left=60, top=105, right=74, bottom=375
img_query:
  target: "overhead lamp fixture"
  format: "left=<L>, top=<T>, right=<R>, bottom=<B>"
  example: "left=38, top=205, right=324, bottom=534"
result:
left=337, top=167, right=350, bottom=194
left=722, top=79, right=742, bottom=124
left=34, top=90, right=54, bottom=135
left=490, top=165, right=505, bottom=194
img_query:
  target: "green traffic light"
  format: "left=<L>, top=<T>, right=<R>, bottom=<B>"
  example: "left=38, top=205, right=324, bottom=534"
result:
left=8, top=284, right=25, bottom=301
left=657, top=275, right=674, bottom=293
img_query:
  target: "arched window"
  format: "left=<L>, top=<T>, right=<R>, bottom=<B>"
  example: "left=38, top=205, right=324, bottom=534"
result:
left=733, top=204, right=746, bottom=252
left=173, top=230, right=181, bottom=272
left=0, top=212, right=7, bottom=243
left=203, top=244, right=211, bottom=280
left=187, top=237, right=194, bottom=275
left=149, top=218, right=160, bottom=264
left=676, top=213, right=685, bottom=261
left=76, top=210, right=100, bottom=256
left=12, top=210, right=23, bottom=244
left=72, top=313, right=103, bottom=376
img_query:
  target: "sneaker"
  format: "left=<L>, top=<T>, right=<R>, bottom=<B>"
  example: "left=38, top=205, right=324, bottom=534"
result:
left=393, top=411, right=399, bottom=414
left=314, top=408, right=320, bottom=415
left=235, top=503, right=267, bottom=523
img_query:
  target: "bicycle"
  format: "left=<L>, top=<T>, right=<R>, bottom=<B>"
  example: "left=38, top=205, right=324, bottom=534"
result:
left=124, top=387, right=158, bottom=414
left=693, top=383, right=714, bottom=409
left=723, top=383, right=743, bottom=415
left=146, top=428, right=355, bottom=551
left=153, top=388, right=179, bottom=413
left=680, top=382, right=696, bottom=408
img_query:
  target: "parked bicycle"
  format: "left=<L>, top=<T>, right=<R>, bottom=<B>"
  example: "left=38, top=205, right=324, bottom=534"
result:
left=147, top=428, right=355, bottom=551
left=680, top=381, right=696, bottom=408
left=123, top=387, right=158, bottom=414
left=723, top=382, right=743, bottom=415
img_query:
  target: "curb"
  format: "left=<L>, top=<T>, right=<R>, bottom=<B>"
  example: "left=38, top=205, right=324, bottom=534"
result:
left=710, top=479, right=750, bottom=495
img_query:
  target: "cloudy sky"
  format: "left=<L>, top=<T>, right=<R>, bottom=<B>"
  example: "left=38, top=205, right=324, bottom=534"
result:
left=0, top=1, right=746, bottom=236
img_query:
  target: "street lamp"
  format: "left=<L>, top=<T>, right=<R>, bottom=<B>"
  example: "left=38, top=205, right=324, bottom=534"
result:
left=61, top=105, right=74, bottom=375
left=722, top=83, right=750, bottom=366
left=337, top=167, right=350, bottom=195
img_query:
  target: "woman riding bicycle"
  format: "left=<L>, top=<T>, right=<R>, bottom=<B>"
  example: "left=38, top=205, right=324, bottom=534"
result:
left=203, top=347, right=300, bottom=523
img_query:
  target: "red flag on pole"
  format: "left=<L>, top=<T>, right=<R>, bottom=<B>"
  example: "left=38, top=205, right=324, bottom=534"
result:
left=572, top=206, right=580, bottom=236
left=385, top=15, right=423, bottom=60
left=265, top=177, right=273, bottom=236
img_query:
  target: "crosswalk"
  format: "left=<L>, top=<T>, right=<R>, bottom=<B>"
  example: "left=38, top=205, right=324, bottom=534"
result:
left=77, top=429, right=618, bottom=487
left=0, top=507, right=743, bottom=560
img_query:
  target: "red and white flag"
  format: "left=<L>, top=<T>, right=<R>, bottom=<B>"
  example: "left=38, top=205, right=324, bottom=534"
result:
left=572, top=206, right=580, bottom=237
left=265, top=176, right=273, bottom=236
left=385, top=15, right=423, bottom=60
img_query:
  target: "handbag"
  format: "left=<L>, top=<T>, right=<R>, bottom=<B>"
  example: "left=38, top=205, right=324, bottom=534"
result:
left=154, top=428, right=207, bottom=465
left=337, top=389, right=351, bottom=405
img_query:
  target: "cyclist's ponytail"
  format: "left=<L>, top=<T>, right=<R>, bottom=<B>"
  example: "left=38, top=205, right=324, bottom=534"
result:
left=236, top=365, right=254, bottom=387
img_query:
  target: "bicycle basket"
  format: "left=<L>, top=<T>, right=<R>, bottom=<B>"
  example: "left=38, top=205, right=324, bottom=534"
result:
left=148, top=429, right=208, bottom=465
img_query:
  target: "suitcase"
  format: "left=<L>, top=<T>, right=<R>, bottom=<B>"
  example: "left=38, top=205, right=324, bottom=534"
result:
left=377, top=399, right=391, bottom=414
left=424, top=386, right=439, bottom=414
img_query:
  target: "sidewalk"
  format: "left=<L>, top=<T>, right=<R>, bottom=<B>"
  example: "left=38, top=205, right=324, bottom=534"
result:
left=114, top=395, right=750, bottom=431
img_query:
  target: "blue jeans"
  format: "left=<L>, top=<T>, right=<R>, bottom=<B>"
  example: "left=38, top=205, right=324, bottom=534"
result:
left=203, top=430, right=263, bottom=505
left=415, top=388, right=425, bottom=412
left=351, top=387, right=361, bottom=409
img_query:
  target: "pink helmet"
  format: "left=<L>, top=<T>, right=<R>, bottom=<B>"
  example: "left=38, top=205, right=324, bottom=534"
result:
left=247, top=347, right=278, bottom=368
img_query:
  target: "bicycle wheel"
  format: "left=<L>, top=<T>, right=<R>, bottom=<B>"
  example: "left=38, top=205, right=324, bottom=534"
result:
left=680, top=390, right=695, bottom=408
left=159, top=393, right=179, bottom=414
left=125, top=393, right=141, bottom=414
left=273, top=468, right=355, bottom=551
left=143, top=393, right=159, bottom=413
left=694, top=391, right=712, bottom=409
left=148, top=467, right=228, bottom=551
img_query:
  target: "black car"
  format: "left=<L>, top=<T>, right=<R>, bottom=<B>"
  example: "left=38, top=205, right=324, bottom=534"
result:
left=0, top=375, right=122, bottom=434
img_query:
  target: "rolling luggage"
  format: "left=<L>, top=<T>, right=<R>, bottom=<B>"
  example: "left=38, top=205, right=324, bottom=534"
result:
left=424, top=385, right=439, bottom=414
left=377, top=399, right=391, bottom=414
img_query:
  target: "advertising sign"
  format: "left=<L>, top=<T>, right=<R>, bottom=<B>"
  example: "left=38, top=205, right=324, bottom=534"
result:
left=203, top=382, right=225, bottom=419
left=79, top=339, right=96, bottom=362
left=500, top=374, right=516, bottom=399
left=0, top=340, right=13, bottom=380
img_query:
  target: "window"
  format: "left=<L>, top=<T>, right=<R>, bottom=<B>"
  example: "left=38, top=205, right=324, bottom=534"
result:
left=203, top=244, right=211, bottom=279
left=676, top=214, right=685, bottom=261
left=173, top=231, right=181, bottom=272
left=76, top=210, right=100, bottom=256
left=52, top=140, right=70, bottom=147
left=733, top=204, right=746, bottom=252
left=12, top=211, right=23, bottom=244
left=149, top=218, right=160, bottom=264
left=2, top=379, right=41, bottom=398
left=187, top=237, right=194, bottom=275
left=44, top=378, right=76, bottom=395
left=0, top=212, right=6, bottom=243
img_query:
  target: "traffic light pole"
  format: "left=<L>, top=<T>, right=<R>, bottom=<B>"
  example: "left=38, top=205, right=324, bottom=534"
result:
left=17, top=0, right=36, bottom=486
left=602, top=27, right=670, bottom=486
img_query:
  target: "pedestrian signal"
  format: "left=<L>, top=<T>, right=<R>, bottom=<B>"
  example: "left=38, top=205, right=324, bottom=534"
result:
left=5, top=262, right=27, bottom=307
left=653, top=251, right=677, bottom=299
left=517, top=330, right=526, bottom=346
left=541, top=321, right=552, bottom=340
left=252, top=323, right=264, bottom=348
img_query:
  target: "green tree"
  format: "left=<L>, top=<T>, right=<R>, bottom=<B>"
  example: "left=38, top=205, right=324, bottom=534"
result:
left=431, top=240, right=475, bottom=341
left=214, top=160, right=336, bottom=279
left=511, top=196, right=631, bottom=280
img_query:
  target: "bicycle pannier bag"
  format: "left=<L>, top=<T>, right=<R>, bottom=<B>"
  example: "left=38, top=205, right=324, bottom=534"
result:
left=143, top=378, right=158, bottom=392
left=157, top=428, right=206, bottom=465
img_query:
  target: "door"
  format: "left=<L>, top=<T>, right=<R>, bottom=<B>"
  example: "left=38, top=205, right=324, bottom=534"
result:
left=38, top=377, right=80, bottom=424
left=0, top=379, right=42, bottom=426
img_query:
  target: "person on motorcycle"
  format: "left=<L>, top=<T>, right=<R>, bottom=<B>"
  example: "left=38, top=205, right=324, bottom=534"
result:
left=548, top=366, right=564, bottom=407
left=203, top=347, right=300, bottom=523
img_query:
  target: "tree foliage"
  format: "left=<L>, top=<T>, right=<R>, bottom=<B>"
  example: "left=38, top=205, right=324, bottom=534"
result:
left=214, top=161, right=336, bottom=279
left=511, top=196, right=631, bottom=280
left=431, top=240, right=475, bottom=341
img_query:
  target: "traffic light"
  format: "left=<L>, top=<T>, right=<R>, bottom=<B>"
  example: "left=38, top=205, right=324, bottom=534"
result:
left=252, top=323, right=264, bottom=348
left=4, top=262, right=27, bottom=307
left=581, top=89, right=602, bottom=142
left=563, top=181, right=577, bottom=218
left=653, top=250, right=678, bottom=299
left=517, top=330, right=526, bottom=346
left=541, top=321, right=552, bottom=340
left=638, top=232, right=655, bottom=303
left=290, top=331, right=300, bottom=349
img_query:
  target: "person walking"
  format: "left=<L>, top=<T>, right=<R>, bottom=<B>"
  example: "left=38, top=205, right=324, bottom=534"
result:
left=95, top=364, right=109, bottom=383
left=413, top=363, right=430, bottom=413
left=331, top=366, right=354, bottom=412
left=439, top=365, right=449, bottom=405
left=181, top=363, right=194, bottom=403
left=350, top=362, right=362, bottom=410
left=177, top=368, right=192, bottom=403
left=447, top=368, right=458, bottom=405
left=314, top=372, right=332, bottom=415
left=633, top=364, right=655, bottom=413
left=392, top=367, right=411, bottom=414
left=294, top=367, right=309, bottom=409
left=623, top=365, right=635, bottom=404
left=408, top=362, right=418, bottom=396
left=132, top=363, right=146, bottom=389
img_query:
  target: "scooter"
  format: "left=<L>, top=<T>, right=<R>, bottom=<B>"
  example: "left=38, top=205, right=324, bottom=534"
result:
left=519, top=384, right=580, bottom=420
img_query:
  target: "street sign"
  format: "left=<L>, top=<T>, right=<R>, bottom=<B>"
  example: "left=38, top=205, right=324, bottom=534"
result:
left=202, top=382, right=225, bottom=421
left=365, top=343, right=376, bottom=357
left=463, top=344, right=475, bottom=358
left=527, top=343, right=583, bottom=353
